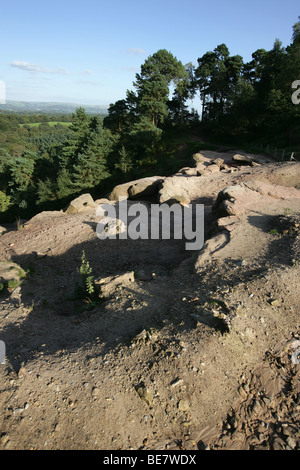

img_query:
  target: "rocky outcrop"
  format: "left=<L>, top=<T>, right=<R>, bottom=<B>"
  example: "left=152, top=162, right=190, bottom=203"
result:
left=213, top=180, right=300, bottom=217
left=64, top=193, right=97, bottom=214
left=232, top=153, right=258, bottom=165
left=158, top=176, right=198, bottom=203
left=109, top=176, right=165, bottom=201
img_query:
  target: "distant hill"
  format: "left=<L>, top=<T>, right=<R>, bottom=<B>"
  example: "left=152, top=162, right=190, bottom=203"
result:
left=0, top=100, right=108, bottom=114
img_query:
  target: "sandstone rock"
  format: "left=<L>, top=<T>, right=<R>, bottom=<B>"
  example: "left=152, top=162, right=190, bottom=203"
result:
left=108, top=182, right=132, bottom=201
left=26, top=211, right=64, bottom=224
left=195, top=162, right=209, bottom=174
left=94, top=197, right=112, bottom=205
left=158, top=176, right=198, bottom=203
left=96, top=217, right=127, bottom=239
left=232, top=154, right=255, bottom=165
left=109, top=176, right=164, bottom=201
left=178, top=167, right=198, bottom=176
left=163, top=195, right=191, bottom=207
left=206, top=164, right=220, bottom=173
left=215, top=185, right=246, bottom=202
left=212, top=184, right=256, bottom=217
left=128, top=176, right=165, bottom=199
left=213, top=181, right=300, bottom=218
left=213, top=158, right=224, bottom=167
left=196, top=164, right=220, bottom=176
left=64, top=194, right=96, bottom=214
left=244, top=180, right=300, bottom=200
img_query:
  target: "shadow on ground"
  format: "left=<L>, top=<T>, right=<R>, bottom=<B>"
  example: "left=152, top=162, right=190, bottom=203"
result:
left=1, top=210, right=299, bottom=374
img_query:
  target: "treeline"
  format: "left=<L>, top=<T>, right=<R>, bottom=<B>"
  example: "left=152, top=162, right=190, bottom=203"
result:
left=103, top=17, right=300, bottom=147
left=0, top=112, right=74, bottom=130
left=0, top=17, right=299, bottom=222
left=0, top=110, right=115, bottom=218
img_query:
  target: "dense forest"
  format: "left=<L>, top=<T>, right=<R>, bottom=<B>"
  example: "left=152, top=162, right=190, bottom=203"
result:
left=0, top=18, right=299, bottom=222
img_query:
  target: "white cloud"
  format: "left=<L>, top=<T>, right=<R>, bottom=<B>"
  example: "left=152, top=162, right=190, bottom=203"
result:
left=127, top=48, right=146, bottom=55
left=80, top=70, right=93, bottom=75
left=9, top=61, right=70, bottom=75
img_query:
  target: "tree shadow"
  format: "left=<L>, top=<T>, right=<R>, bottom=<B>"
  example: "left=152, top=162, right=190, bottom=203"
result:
left=4, top=206, right=295, bottom=374
left=0, top=191, right=229, bottom=374
left=1, top=227, right=198, bottom=373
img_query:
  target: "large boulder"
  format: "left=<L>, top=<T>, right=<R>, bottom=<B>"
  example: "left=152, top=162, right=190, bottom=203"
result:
left=158, top=176, right=194, bottom=204
left=232, top=153, right=256, bottom=165
left=128, top=176, right=165, bottom=199
left=64, top=194, right=97, bottom=214
left=109, top=176, right=165, bottom=201
left=212, top=184, right=259, bottom=217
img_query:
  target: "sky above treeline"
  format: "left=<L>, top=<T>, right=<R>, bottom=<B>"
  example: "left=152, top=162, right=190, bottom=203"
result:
left=0, top=0, right=299, bottom=108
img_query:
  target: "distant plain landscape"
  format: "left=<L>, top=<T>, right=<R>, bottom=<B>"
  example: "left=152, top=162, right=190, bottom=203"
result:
left=0, top=100, right=108, bottom=115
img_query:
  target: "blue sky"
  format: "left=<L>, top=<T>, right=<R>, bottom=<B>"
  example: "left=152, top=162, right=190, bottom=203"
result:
left=0, top=0, right=299, bottom=107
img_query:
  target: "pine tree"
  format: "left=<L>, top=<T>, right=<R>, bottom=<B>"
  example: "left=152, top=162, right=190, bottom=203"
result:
left=115, top=146, right=133, bottom=174
left=133, top=49, right=188, bottom=127
left=72, top=117, right=113, bottom=190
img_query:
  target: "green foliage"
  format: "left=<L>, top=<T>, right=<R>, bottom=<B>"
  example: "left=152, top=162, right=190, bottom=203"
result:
left=103, top=100, right=129, bottom=133
left=0, top=191, right=11, bottom=212
left=72, top=117, right=113, bottom=190
left=75, top=250, right=95, bottom=302
left=269, top=228, right=279, bottom=236
left=56, top=168, right=74, bottom=199
left=36, top=178, right=56, bottom=204
left=8, top=156, right=35, bottom=193
left=115, top=146, right=133, bottom=174
left=293, top=17, right=300, bottom=43
left=133, top=49, right=188, bottom=127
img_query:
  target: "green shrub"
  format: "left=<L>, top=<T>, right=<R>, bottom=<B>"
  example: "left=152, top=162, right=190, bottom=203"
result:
left=0, top=191, right=11, bottom=212
left=75, top=250, right=95, bottom=301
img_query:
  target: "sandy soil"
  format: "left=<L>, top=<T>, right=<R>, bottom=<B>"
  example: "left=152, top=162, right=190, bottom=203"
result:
left=0, top=152, right=299, bottom=451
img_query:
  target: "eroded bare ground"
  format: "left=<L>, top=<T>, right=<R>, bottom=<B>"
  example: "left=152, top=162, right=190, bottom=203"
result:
left=0, top=152, right=299, bottom=450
